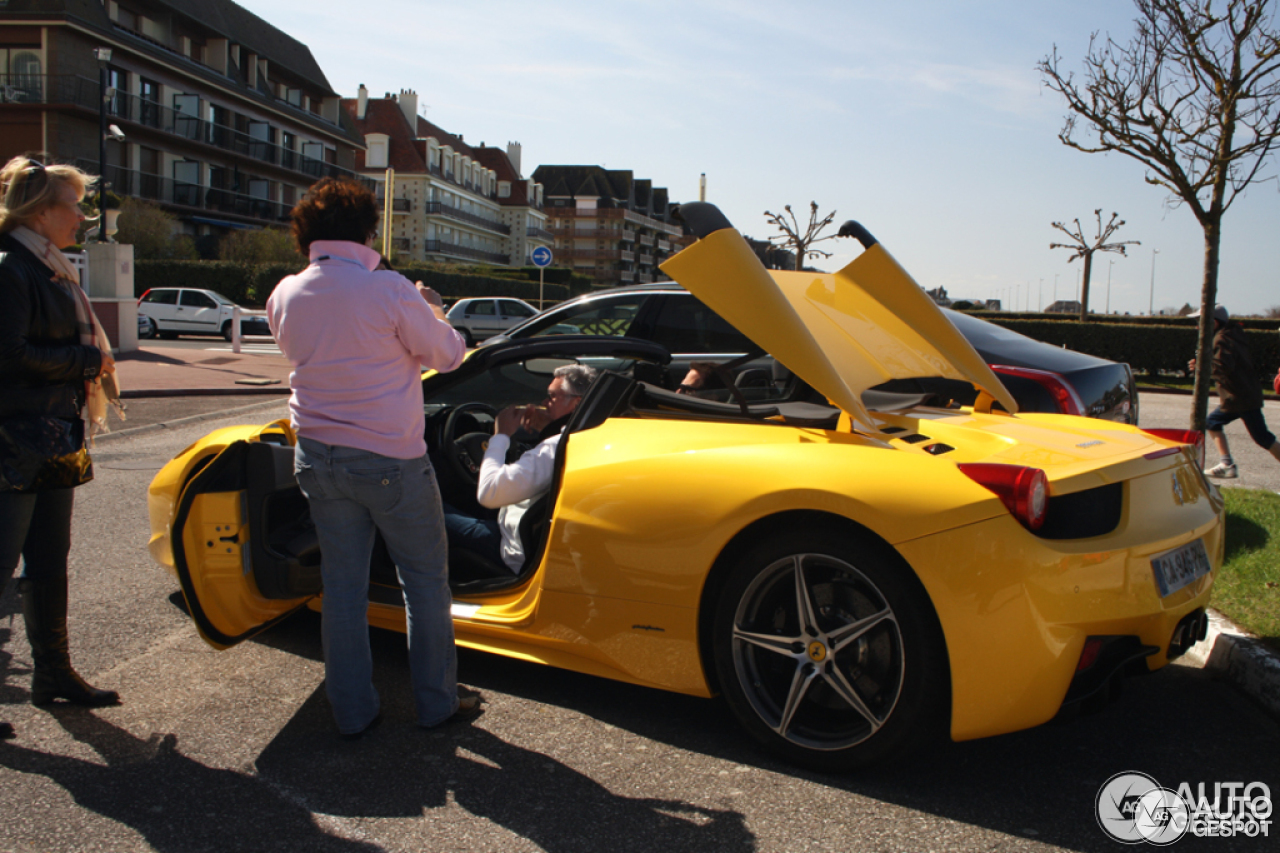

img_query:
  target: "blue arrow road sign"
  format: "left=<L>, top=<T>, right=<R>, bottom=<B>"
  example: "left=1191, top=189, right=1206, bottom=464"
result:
left=531, top=246, right=553, bottom=267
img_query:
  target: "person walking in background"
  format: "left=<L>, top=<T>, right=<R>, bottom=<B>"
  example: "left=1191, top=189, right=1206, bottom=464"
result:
left=268, top=178, right=476, bottom=740
left=1, top=155, right=122, bottom=741
left=1187, top=304, right=1280, bottom=478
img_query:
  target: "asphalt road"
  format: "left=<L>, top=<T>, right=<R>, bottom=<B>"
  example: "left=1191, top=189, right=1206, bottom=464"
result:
left=1, top=396, right=1277, bottom=852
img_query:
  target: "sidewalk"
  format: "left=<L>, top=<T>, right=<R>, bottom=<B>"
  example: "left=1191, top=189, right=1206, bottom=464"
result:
left=115, top=343, right=292, bottom=397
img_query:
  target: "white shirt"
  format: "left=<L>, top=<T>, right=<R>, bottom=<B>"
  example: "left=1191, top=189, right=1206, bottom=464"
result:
left=477, top=432, right=562, bottom=572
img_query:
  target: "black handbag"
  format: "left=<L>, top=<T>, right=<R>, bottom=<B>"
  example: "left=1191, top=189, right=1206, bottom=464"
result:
left=0, top=415, right=94, bottom=492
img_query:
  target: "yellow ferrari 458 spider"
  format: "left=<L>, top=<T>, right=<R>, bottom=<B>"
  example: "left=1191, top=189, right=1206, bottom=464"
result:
left=147, top=203, right=1220, bottom=771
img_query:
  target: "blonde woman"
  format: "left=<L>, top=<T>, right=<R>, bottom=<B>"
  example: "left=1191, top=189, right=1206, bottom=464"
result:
left=0, top=155, right=120, bottom=741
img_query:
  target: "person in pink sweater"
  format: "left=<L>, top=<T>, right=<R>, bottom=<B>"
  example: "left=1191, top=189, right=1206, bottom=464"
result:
left=268, top=178, right=477, bottom=739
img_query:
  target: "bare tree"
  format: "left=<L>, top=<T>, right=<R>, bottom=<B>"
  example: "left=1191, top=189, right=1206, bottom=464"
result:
left=1039, top=0, right=1280, bottom=429
left=763, top=202, right=838, bottom=271
left=1049, top=210, right=1141, bottom=321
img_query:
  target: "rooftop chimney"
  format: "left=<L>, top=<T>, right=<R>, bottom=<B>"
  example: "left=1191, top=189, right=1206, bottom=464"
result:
left=398, top=89, right=418, bottom=128
left=507, top=141, right=522, bottom=177
left=356, top=84, right=368, bottom=119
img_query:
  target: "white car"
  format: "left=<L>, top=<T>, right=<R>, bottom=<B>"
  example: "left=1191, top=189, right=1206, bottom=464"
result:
left=137, top=288, right=271, bottom=340
left=444, top=297, right=538, bottom=347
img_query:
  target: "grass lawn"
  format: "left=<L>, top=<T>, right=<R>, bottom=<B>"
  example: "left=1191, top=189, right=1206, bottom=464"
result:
left=1214, top=488, right=1280, bottom=654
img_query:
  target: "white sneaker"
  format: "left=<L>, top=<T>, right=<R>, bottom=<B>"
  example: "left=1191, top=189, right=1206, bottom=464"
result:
left=1205, top=462, right=1238, bottom=479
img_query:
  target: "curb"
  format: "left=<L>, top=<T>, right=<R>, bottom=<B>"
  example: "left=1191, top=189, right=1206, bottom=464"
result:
left=95, top=397, right=289, bottom=444
left=120, top=387, right=291, bottom=399
left=1183, top=609, right=1280, bottom=720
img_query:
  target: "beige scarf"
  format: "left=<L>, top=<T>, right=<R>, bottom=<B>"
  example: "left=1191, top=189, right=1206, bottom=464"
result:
left=10, top=226, right=125, bottom=442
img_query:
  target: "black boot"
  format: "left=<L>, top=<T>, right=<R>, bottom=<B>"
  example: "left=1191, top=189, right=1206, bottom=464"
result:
left=19, top=577, right=120, bottom=707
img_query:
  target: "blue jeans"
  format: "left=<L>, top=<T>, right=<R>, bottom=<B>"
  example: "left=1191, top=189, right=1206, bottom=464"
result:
left=1206, top=407, right=1276, bottom=450
left=294, top=437, right=458, bottom=733
left=441, top=502, right=503, bottom=566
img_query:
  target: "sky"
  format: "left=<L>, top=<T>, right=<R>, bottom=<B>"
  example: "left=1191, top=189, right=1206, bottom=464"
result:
left=246, top=0, right=1280, bottom=316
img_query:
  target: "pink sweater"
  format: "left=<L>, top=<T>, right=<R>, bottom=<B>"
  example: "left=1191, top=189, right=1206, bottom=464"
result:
left=267, top=241, right=465, bottom=459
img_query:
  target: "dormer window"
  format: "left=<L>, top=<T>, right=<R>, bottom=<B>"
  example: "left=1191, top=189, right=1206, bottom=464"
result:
left=365, top=133, right=389, bottom=169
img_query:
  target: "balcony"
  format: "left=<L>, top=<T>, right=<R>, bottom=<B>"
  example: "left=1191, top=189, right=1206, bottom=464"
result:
left=638, top=254, right=655, bottom=266
left=592, top=270, right=636, bottom=283
left=550, top=227, right=623, bottom=240
left=657, top=240, right=671, bottom=252
left=426, top=162, right=497, bottom=200
left=13, top=75, right=369, bottom=187
left=88, top=161, right=291, bottom=224
left=639, top=233, right=656, bottom=247
left=526, top=226, right=554, bottom=241
left=423, top=201, right=510, bottom=235
left=423, top=239, right=510, bottom=266
left=559, top=248, right=628, bottom=261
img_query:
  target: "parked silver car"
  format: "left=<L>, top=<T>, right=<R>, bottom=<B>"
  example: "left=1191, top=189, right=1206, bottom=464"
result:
left=445, top=297, right=538, bottom=347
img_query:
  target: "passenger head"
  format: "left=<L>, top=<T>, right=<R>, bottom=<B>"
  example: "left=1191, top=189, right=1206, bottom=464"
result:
left=290, top=177, right=380, bottom=254
left=0, top=156, right=93, bottom=248
left=546, top=364, right=598, bottom=420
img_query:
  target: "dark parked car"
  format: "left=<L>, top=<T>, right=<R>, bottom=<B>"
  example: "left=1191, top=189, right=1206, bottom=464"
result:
left=484, top=284, right=1138, bottom=423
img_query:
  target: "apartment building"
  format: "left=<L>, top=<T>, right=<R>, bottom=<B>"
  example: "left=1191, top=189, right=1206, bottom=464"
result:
left=343, top=86, right=549, bottom=267
left=531, top=165, right=689, bottom=288
left=0, top=0, right=365, bottom=244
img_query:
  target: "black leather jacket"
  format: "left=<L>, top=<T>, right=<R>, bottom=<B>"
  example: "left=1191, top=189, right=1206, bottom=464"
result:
left=0, top=232, right=103, bottom=421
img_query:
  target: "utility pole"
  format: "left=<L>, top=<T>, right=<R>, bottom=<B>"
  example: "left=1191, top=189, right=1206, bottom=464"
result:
left=1148, top=249, right=1159, bottom=315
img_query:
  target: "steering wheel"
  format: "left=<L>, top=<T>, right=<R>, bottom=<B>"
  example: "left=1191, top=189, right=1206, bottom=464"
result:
left=442, top=402, right=498, bottom=486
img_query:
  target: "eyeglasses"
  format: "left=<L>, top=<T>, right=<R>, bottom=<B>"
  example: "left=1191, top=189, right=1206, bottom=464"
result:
left=11, top=158, right=48, bottom=205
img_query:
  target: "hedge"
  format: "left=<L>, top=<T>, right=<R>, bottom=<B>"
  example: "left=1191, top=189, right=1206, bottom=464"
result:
left=986, top=317, right=1279, bottom=377
left=135, top=260, right=579, bottom=307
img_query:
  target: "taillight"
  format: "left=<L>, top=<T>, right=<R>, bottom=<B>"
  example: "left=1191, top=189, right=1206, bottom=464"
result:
left=958, top=463, right=1049, bottom=530
left=990, top=365, right=1084, bottom=416
left=1077, top=637, right=1105, bottom=672
left=1141, top=428, right=1205, bottom=469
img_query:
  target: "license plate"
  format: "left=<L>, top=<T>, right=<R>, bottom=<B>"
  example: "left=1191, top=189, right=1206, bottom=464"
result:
left=1151, top=539, right=1212, bottom=597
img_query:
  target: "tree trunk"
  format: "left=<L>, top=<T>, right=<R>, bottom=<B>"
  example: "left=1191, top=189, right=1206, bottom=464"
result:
left=1077, top=252, right=1093, bottom=322
left=794, top=248, right=804, bottom=272
left=1190, top=217, right=1222, bottom=432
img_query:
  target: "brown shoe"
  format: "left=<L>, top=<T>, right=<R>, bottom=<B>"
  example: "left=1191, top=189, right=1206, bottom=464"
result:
left=419, top=695, right=484, bottom=730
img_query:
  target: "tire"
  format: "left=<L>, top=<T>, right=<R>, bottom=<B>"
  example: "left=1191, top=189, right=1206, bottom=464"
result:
left=459, top=327, right=476, bottom=348
left=712, top=529, right=948, bottom=771
left=221, top=321, right=234, bottom=342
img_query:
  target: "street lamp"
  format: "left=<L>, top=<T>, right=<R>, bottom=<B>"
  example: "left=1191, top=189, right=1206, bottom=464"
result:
left=1148, top=249, right=1159, bottom=315
left=93, top=47, right=112, bottom=241
left=1106, top=259, right=1114, bottom=315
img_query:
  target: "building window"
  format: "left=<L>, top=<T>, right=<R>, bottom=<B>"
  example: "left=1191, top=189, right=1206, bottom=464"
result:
left=173, top=161, right=201, bottom=206
left=139, top=77, right=160, bottom=127
left=106, top=67, right=127, bottom=117
left=365, top=134, right=389, bottom=169
left=0, top=49, right=41, bottom=100
left=285, top=87, right=302, bottom=107
left=173, top=94, right=201, bottom=140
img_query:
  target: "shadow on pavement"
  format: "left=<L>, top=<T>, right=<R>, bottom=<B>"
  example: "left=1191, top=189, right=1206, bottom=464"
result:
left=0, top=709, right=382, bottom=852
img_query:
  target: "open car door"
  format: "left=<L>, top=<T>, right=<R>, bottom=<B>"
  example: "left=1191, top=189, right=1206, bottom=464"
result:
left=169, top=427, right=320, bottom=650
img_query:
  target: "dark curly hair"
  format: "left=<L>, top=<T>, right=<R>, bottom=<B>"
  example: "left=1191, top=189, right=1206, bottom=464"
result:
left=290, top=178, right=380, bottom=253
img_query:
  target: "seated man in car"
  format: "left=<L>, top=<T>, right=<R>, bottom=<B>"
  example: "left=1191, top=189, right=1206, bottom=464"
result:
left=443, top=364, right=598, bottom=574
